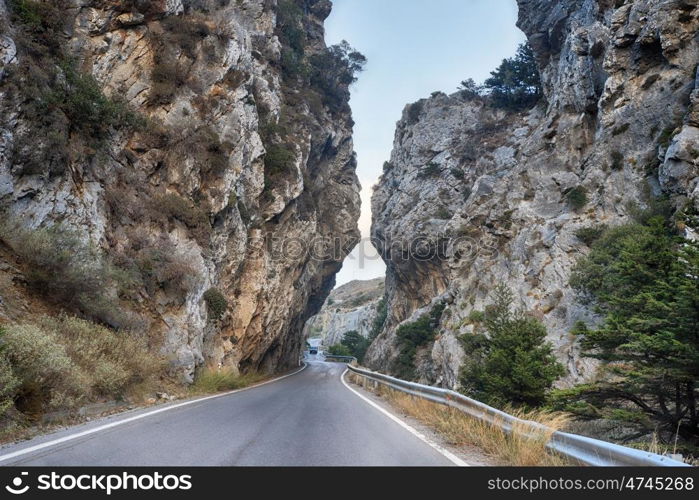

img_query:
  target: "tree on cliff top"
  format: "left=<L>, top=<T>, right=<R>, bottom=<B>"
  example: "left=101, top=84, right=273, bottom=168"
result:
left=483, top=42, right=542, bottom=111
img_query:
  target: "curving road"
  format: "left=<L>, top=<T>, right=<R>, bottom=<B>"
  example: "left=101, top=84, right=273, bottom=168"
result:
left=0, top=361, right=458, bottom=466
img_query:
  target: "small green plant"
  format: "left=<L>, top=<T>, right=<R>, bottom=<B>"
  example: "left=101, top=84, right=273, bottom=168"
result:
left=393, top=303, right=445, bottom=380
left=152, top=193, right=211, bottom=244
left=435, top=206, right=452, bottom=220
left=8, top=0, right=43, bottom=27
left=611, top=123, right=630, bottom=136
left=658, top=125, right=678, bottom=148
left=419, top=162, right=441, bottom=178
left=610, top=150, right=624, bottom=171
left=468, top=310, right=485, bottom=323
left=203, top=288, right=228, bottom=321
left=264, top=144, right=297, bottom=177
left=450, top=168, right=465, bottom=180
left=566, top=186, right=588, bottom=211
left=575, top=224, right=607, bottom=246
left=369, top=297, right=387, bottom=341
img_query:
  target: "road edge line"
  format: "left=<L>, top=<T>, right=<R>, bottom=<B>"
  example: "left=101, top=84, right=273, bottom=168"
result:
left=0, top=363, right=308, bottom=464
left=340, top=368, right=468, bottom=467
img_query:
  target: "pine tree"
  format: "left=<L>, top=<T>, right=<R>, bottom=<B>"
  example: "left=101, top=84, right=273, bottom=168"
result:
left=459, top=285, right=565, bottom=408
left=484, top=42, right=542, bottom=111
left=557, top=215, right=699, bottom=440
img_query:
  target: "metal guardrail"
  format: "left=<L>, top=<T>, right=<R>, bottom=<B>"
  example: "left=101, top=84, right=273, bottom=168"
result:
left=323, top=355, right=357, bottom=363
left=347, top=365, right=690, bottom=467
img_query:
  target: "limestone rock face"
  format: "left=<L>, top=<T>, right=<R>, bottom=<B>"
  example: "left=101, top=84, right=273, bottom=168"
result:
left=303, top=277, right=384, bottom=346
left=367, top=0, right=699, bottom=388
left=0, top=0, right=360, bottom=381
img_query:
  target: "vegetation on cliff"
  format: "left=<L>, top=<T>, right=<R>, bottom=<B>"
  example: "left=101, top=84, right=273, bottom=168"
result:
left=554, top=206, right=699, bottom=442
left=459, top=286, right=565, bottom=408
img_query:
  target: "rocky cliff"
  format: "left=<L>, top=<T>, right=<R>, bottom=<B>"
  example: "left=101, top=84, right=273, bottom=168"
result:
left=303, top=277, right=383, bottom=346
left=0, top=0, right=360, bottom=381
left=367, top=0, right=699, bottom=388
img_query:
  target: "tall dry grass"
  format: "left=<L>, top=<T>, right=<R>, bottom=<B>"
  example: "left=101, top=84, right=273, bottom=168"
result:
left=349, top=372, right=570, bottom=466
left=190, top=367, right=266, bottom=395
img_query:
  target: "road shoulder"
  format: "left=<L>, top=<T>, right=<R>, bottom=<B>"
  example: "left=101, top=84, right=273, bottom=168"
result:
left=342, top=370, right=497, bottom=466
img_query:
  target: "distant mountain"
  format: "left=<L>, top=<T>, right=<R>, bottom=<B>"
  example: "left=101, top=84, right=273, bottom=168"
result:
left=303, top=278, right=385, bottom=347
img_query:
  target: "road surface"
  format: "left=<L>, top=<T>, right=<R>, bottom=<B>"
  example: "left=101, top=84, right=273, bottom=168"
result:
left=0, top=361, right=458, bottom=466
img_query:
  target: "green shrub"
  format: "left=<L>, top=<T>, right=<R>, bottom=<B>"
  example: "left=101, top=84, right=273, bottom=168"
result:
left=566, top=186, right=588, bottom=211
left=459, top=285, right=565, bottom=408
left=468, top=310, right=485, bottom=323
left=2, top=323, right=85, bottom=412
left=0, top=222, right=134, bottom=328
left=340, top=330, right=370, bottom=362
left=192, top=368, right=263, bottom=393
left=191, top=126, right=233, bottom=178
left=0, top=330, right=20, bottom=419
left=611, top=123, right=630, bottom=136
left=37, top=315, right=160, bottom=396
left=419, top=162, right=441, bottom=178
left=575, top=224, right=607, bottom=246
left=610, top=150, right=624, bottom=170
left=264, top=143, right=297, bottom=177
left=132, top=242, right=199, bottom=302
left=48, top=60, right=143, bottom=141
left=450, top=168, right=465, bottom=180
left=458, top=78, right=485, bottom=99
left=1, top=316, right=163, bottom=414
left=161, top=14, right=210, bottom=56
left=435, top=206, right=452, bottom=220
left=308, top=41, right=366, bottom=112
left=149, top=60, right=186, bottom=105
left=152, top=193, right=211, bottom=244
left=369, top=297, right=387, bottom=341
left=406, top=101, right=424, bottom=124
left=328, top=344, right=352, bottom=357
left=203, top=288, right=228, bottom=321
left=393, top=303, right=445, bottom=380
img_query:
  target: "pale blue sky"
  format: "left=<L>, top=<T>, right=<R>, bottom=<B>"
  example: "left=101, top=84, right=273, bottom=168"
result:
left=325, top=0, right=526, bottom=286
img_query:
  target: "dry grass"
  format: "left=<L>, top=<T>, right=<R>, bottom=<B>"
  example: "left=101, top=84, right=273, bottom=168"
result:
left=349, top=373, right=570, bottom=466
left=189, top=367, right=266, bottom=395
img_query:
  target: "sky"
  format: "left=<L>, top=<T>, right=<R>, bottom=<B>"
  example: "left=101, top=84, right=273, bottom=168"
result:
left=325, top=0, right=526, bottom=287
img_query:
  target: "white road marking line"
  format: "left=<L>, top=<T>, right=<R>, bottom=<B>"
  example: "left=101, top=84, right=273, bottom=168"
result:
left=0, top=364, right=308, bottom=464
left=340, top=369, right=468, bottom=467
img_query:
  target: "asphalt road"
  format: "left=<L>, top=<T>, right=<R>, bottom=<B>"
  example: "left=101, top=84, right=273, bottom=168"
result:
left=0, top=361, right=457, bottom=466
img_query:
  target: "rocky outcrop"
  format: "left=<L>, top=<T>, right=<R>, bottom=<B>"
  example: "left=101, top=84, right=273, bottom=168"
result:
left=0, top=0, right=360, bottom=381
left=303, top=277, right=384, bottom=346
left=368, top=0, right=699, bottom=388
